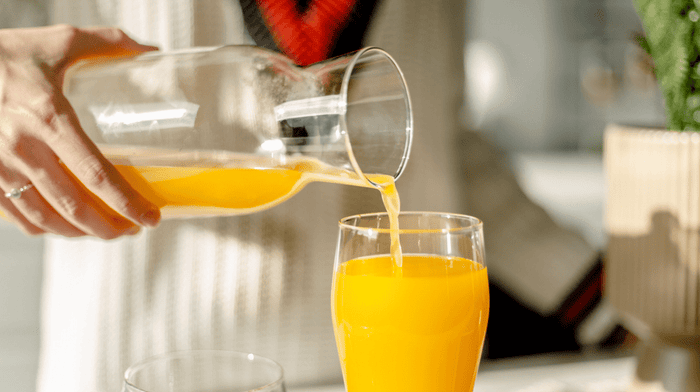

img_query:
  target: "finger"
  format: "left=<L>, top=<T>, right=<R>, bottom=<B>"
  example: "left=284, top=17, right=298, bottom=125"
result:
left=0, top=196, right=46, bottom=236
left=44, top=98, right=162, bottom=229
left=0, top=168, right=85, bottom=237
left=0, top=66, right=161, bottom=233
left=9, top=133, right=147, bottom=239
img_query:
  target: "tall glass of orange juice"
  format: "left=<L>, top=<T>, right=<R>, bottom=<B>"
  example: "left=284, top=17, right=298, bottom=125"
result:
left=332, top=212, right=489, bottom=392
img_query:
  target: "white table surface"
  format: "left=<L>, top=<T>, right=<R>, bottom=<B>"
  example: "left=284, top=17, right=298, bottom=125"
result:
left=290, top=354, right=636, bottom=392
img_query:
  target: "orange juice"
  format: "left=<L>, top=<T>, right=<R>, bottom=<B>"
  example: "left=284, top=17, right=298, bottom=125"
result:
left=374, top=176, right=403, bottom=268
left=113, top=165, right=306, bottom=218
left=332, top=254, right=489, bottom=392
left=100, top=146, right=383, bottom=218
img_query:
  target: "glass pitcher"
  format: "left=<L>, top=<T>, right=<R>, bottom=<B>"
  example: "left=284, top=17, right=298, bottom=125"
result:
left=63, top=46, right=412, bottom=218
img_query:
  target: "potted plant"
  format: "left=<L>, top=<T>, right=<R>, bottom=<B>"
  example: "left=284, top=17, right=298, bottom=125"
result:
left=604, top=1, right=700, bottom=391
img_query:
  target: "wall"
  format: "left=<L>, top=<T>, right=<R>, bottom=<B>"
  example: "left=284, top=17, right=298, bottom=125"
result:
left=464, top=0, right=665, bottom=152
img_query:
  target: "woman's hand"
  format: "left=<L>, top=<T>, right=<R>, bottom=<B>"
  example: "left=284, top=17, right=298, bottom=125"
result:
left=0, top=25, right=161, bottom=239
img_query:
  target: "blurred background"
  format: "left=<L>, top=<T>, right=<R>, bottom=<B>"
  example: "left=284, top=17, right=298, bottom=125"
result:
left=0, top=0, right=666, bottom=391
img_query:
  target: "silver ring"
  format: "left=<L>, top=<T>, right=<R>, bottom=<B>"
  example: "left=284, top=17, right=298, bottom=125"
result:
left=4, top=183, right=35, bottom=199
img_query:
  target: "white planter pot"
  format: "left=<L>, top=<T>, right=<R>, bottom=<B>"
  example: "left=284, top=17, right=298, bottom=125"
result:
left=604, top=124, right=700, bottom=392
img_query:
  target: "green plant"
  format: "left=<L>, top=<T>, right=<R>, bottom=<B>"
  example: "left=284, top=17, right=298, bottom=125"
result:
left=634, top=0, right=700, bottom=131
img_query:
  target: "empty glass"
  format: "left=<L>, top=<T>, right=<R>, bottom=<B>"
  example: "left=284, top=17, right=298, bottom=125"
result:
left=123, top=350, right=285, bottom=392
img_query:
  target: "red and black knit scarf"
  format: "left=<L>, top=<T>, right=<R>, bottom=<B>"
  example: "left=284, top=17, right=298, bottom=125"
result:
left=239, top=0, right=380, bottom=66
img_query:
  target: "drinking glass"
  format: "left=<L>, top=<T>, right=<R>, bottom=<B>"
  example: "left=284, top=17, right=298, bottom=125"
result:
left=123, top=350, right=285, bottom=392
left=332, top=212, right=489, bottom=392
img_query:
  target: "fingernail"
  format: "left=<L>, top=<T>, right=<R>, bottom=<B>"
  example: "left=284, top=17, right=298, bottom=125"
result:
left=140, top=209, right=161, bottom=227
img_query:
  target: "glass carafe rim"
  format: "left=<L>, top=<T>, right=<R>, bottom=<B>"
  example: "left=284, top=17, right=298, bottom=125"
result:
left=338, top=46, right=413, bottom=186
